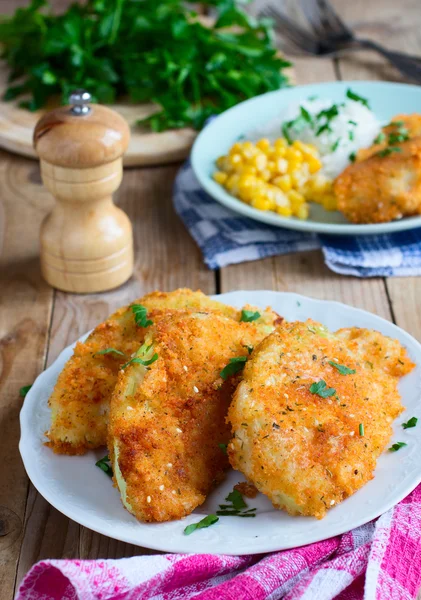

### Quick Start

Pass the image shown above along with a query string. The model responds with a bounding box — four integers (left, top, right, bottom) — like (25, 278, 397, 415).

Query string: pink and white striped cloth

(16, 485, 421, 600)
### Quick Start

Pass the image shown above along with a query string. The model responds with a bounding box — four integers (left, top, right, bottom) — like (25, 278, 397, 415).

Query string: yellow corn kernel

(309, 173, 333, 196)
(251, 194, 274, 211)
(213, 171, 228, 185)
(228, 153, 242, 168)
(252, 153, 268, 172)
(259, 169, 272, 182)
(305, 155, 322, 174)
(256, 138, 270, 152)
(285, 147, 303, 162)
(322, 194, 338, 211)
(296, 203, 309, 219)
(225, 174, 240, 195)
(229, 142, 243, 155)
(216, 155, 228, 170)
(274, 138, 288, 150)
(288, 189, 305, 207)
(272, 174, 292, 192)
(276, 204, 293, 217)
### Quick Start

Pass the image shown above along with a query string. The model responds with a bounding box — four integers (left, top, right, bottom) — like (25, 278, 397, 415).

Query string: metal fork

(259, 2, 421, 83)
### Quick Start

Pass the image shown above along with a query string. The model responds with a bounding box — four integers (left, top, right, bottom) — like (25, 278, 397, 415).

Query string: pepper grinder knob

(33, 90, 134, 293)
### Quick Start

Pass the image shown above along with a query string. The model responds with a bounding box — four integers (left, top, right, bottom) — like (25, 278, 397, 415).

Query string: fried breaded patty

(228, 320, 414, 519)
(334, 116, 421, 223)
(108, 310, 279, 522)
(46, 289, 281, 455)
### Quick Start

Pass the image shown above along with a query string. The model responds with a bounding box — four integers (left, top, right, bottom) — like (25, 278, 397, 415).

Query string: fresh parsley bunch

(0, 0, 291, 131)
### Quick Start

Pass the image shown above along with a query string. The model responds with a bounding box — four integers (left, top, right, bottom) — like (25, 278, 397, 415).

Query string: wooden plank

(0, 152, 54, 600)
(15, 163, 216, 579)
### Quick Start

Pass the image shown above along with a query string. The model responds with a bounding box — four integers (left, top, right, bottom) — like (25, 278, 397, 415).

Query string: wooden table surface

(1, 0, 421, 597)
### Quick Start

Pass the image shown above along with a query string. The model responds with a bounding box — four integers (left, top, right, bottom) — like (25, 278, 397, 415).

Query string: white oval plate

(20, 291, 421, 555)
(191, 81, 421, 235)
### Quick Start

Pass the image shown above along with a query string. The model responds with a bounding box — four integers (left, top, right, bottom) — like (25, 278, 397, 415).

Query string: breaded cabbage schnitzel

(228, 320, 414, 519)
(108, 310, 280, 522)
(334, 115, 421, 223)
(46, 288, 281, 455)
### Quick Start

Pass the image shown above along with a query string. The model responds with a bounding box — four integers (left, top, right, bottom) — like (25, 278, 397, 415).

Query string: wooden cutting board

(0, 66, 197, 167)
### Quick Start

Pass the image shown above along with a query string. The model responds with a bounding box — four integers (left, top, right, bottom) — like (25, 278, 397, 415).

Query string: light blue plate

(191, 81, 421, 235)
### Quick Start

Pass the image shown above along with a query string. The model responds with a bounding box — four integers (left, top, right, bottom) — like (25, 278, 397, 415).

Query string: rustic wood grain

(0, 152, 54, 599)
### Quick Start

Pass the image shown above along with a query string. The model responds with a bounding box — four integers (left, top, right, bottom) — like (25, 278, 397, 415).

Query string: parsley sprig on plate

(0, 0, 290, 131)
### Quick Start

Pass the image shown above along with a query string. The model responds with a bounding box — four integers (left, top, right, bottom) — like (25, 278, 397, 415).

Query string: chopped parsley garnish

(359, 423, 364, 436)
(226, 489, 247, 510)
(131, 304, 153, 328)
(184, 514, 219, 535)
(309, 380, 336, 398)
(300, 105, 312, 123)
(346, 88, 370, 109)
(94, 348, 126, 357)
(377, 147, 402, 157)
(331, 138, 340, 152)
(96, 455, 113, 477)
(240, 310, 261, 323)
(19, 384, 32, 397)
(245, 345, 254, 355)
(316, 123, 332, 136)
(389, 442, 407, 452)
(349, 151, 356, 162)
(216, 488, 256, 517)
(374, 132, 386, 144)
(220, 356, 247, 380)
(218, 443, 228, 455)
(348, 120, 357, 126)
(348, 130, 355, 141)
(328, 361, 356, 375)
(282, 122, 293, 145)
(121, 353, 158, 370)
(390, 120, 405, 127)
(402, 416, 418, 429)
(388, 130, 409, 144)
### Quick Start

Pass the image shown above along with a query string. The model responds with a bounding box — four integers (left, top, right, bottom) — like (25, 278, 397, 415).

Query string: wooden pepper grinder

(34, 90, 134, 293)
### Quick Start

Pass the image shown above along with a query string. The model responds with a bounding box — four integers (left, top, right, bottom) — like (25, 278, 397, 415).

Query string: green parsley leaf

(131, 304, 153, 328)
(218, 443, 228, 455)
(389, 442, 407, 452)
(121, 353, 158, 370)
(184, 514, 219, 535)
(282, 122, 293, 145)
(0, 1, 290, 131)
(240, 310, 261, 322)
(300, 105, 312, 123)
(19, 384, 32, 397)
(359, 423, 364, 436)
(94, 348, 126, 357)
(309, 380, 336, 398)
(348, 120, 357, 126)
(245, 345, 254, 355)
(96, 454, 113, 477)
(377, 147, 402, 157)
(226, 489, 247, 510)
(331, 138, 340, 152)
(346, 88, 371, 109)
(349, 151, 356, 162)
(374, 132, 386, 144)
(388, 131, 409, 144)
(220, 356, 247, 380)
(390, 120, 405, 127)
(402, 416, 418, 429)
(328, 361, 356, 375)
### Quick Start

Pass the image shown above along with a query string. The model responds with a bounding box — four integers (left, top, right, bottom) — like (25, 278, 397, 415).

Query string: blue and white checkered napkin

(173, 160, 421, 277)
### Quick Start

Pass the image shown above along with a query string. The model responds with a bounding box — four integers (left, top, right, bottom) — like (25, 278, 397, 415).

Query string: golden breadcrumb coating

(334, 115, 421, 223)
(108, 310, 280, 522)
(228, 320, 414, 519)
(46, 288, 282, 454)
